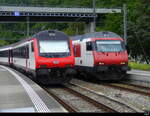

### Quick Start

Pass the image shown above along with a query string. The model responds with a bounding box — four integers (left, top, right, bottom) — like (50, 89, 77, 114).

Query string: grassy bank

(128, 62, 150, 71)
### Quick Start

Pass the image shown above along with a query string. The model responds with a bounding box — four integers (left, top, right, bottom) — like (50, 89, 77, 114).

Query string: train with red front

(72, 31, 130, 80)
(0, 30, 76, 84)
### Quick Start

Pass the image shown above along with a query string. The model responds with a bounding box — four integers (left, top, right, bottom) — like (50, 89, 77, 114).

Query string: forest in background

(0, 0, 149, 63)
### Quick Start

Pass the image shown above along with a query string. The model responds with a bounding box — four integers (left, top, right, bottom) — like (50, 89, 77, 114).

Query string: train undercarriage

(76, 65, 131, 81)
(8, 64, 76, 85)
(34, 68, 76, 85)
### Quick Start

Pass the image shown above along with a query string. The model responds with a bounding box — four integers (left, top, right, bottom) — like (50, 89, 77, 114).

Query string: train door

(74, 44, 81, 66)
(28, 41, 35, 71)
(81, 41, 94, 67)
(8, 50, 11, 65)
(10, 50, 13, 65)
(25, 45, 29, 72)
(8, 49, 13, 65)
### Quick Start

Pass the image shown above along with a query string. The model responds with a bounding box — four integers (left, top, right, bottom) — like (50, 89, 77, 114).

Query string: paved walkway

(0, 65, 67, 112)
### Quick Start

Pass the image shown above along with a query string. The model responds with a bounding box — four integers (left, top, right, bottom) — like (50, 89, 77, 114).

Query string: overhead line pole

(93, 0, 96, 32)
(123, 4, 127, 45)
(26, 16, 30, 37)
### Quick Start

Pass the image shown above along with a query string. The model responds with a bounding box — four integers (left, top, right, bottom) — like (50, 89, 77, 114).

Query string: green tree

(0, 40, 8, 47)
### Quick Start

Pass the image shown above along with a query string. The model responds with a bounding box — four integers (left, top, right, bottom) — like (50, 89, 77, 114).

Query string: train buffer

(0, 65, 67, 113)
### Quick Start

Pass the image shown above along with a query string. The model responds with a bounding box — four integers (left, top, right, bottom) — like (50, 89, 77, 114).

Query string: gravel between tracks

(47, 87, 104, 112)
(71, 79, 150, 112)
(110, 83, 150, 95)
(123, 79, 150, 88)
(66, 83, 136, 112)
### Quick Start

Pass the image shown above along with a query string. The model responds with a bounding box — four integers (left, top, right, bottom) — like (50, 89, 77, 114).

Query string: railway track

(35, 73, 150, 113)
(43, 87, 77, 112)
(41, 78, 150, 112)
(70, 78, 150, 112)
(101, 82, 150, 97)
(67, 82, 137, 112)
(120, 82, 150, 90)
(43, 86, 118, 112)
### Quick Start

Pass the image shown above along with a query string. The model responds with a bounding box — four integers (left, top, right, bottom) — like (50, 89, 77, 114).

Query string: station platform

(128, 69, 150, 76)
(127, 69, 150, 82)
(0, 65, 67, 113)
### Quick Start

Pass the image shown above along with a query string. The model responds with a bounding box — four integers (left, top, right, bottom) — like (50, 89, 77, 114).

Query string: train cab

(72, 31, 130, 80)
(0, 30, 76, 85)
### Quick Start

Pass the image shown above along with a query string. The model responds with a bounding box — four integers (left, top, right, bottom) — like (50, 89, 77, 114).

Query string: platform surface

(127, 69, 150, 82)
(128, 69, 150, 76)
(0, 65, 67, 113)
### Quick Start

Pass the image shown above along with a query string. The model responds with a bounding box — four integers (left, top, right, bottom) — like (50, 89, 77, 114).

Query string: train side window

(31, 42, 34, 52)
(19, 46, 24, 58)
(86, 42, 92, 51)
(0, 50, 9, 57)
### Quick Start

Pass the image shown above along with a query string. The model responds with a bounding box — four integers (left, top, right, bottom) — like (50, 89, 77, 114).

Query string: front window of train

(96, 40, 125, 52)
(39, 40, 70, 58)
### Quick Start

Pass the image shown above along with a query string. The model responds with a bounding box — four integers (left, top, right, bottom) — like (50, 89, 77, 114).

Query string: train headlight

(121, 62, 126, 64)
(99, 62, 104, 65)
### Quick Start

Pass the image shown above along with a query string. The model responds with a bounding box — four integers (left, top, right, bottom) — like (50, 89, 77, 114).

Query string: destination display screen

(96, 40, 125, 52)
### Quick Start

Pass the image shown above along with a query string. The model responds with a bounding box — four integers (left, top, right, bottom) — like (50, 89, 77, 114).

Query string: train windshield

(96, 40, 125, 52)
(39, 40, 69, 53)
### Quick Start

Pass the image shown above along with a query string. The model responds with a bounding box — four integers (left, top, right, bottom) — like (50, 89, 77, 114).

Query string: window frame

(86, 41, 93, 51)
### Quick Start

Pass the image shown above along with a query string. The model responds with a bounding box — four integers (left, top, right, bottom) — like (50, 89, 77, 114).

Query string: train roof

(33, 30, 69, 40)
(0, 45, 12, 51)
(72, 31, 122, 41)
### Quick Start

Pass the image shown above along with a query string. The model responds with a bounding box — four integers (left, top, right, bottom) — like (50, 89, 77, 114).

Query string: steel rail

(102, 83, 150, 97)
(69, 82, 139, 112)
(63, 85, 118, 113)
(120, 82, 150, 90)
(43, 87, 78, 112)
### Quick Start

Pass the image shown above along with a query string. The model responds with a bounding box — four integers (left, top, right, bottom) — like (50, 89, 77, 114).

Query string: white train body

(73, 38, 94, 67)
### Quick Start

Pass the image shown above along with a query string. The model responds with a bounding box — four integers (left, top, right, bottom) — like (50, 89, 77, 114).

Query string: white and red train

(0, 30, 76, 84)
(72, 31, 130, 80)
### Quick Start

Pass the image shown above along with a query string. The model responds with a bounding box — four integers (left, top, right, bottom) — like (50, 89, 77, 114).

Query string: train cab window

(86, 42, 93, 51)
(31, 42, 34, 52)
